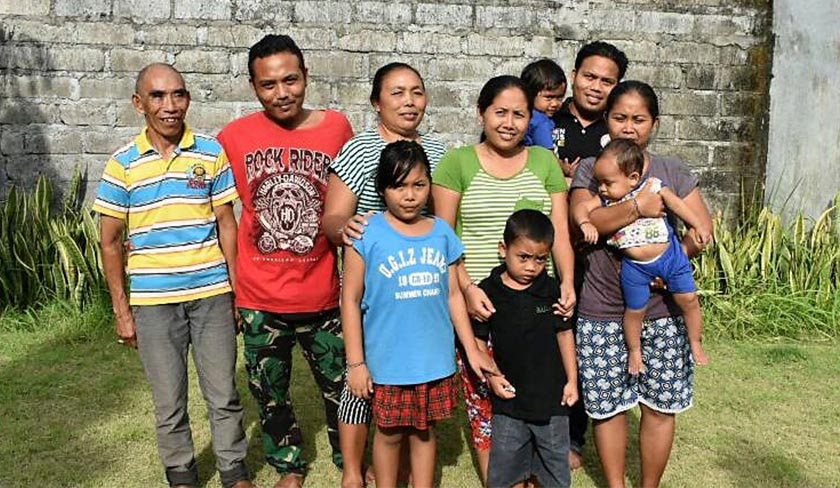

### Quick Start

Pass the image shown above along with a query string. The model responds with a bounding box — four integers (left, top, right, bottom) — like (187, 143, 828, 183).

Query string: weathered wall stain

(0, 1, 773, 213)
(766, 0, 840, 220)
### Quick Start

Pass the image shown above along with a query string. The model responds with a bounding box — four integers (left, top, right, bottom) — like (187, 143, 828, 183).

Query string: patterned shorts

(457, 347, 493, 450)
(576, 315, 694, 419)
(372, 374, 459, 430)
(338, 379, 373, 425)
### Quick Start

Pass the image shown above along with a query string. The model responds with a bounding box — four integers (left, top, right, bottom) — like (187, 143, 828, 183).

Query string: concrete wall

(766, 0, 840, 220)
(0, 0, 771, 212)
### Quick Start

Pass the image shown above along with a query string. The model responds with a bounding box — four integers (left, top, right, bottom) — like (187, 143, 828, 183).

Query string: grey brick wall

(0, 0, 771, 212)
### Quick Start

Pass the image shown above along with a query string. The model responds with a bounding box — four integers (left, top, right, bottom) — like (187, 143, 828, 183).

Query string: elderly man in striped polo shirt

(94, 63, 253, 488)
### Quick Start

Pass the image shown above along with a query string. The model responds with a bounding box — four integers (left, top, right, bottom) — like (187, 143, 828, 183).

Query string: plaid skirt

(372, 374, 459, 430)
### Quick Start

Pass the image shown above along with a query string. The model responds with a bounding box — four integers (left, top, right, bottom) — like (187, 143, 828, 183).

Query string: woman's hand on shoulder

(340, 212, 373, 246)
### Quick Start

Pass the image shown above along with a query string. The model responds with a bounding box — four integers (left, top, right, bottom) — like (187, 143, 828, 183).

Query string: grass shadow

(194, 363, 267, 487)
(761, 344, 809, 365)
(435, 400, 467, 484)
(194, 346, 333, 486)
(0, 300, 160, 486)
(455, 393, 485, 484)
(5, 323, 840, 486)
(575, 419, 606, 487)
(715, 435, 816, 487)
(0, 297, 337, 487)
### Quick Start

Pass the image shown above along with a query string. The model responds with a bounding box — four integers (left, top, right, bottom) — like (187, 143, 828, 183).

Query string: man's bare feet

(273, 473, 304, 488)
(628, 349, 644, 375)
(691, 340, 710, 366)
(341, 463, 371, 488)
(569, 450, 583, 471)
(340, 473, 363, 488)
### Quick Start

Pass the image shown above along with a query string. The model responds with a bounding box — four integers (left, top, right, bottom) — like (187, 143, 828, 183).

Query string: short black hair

(503, 209, 555, 247)
(520, 59, 567, 101)
(605, 80, 660, 119)
(575, 41, 629, 80)
(477, 75, 533, 114)
(248, 34, 305, 80)
(370, 62, 425, 104)
(598, 138, 645, 176)
(477, 75, 533, 143)
(375, 140, 431, 194)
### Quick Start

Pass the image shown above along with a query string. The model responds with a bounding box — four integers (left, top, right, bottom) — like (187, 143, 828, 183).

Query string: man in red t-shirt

(218, 34, 353, 488)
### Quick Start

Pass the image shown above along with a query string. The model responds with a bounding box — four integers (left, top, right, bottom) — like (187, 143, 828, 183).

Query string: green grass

(702, 286, 840, 341)
(2, 299, 839, 487)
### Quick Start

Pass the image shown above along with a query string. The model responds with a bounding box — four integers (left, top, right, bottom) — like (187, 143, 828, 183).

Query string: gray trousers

(134, 292, 249, 487)
(488, 413, 571, 488)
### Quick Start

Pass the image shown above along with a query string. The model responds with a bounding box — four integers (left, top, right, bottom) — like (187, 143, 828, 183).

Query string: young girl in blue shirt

(341, 140, 497, 488)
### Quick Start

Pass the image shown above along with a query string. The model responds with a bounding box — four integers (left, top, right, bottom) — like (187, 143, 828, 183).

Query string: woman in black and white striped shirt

(323, 61, 447, 488)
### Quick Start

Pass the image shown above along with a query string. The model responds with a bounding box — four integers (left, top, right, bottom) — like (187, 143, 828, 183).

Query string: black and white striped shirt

(330, 129, 447, 212)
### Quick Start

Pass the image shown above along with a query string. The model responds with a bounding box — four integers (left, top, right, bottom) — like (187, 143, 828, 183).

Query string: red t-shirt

(218, 110, 354, 313)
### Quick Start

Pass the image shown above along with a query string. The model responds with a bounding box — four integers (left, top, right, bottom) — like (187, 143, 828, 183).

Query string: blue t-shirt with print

(352, 213, 464, 385)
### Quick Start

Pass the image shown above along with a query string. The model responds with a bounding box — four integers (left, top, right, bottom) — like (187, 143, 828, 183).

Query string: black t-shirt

(551, 98, 609, 162)
(472, 265, 573, 421)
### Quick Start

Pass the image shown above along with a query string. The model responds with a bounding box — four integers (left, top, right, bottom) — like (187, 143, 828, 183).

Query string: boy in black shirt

(473, 209, 579, 488)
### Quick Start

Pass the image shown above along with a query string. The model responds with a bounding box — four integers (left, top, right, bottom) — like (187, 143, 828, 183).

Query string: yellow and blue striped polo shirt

(93, 126, 238, 306)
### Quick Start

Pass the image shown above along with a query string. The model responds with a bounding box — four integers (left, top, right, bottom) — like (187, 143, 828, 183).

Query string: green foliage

(0, 170, 104, 310)
(696, 195, 840, 340)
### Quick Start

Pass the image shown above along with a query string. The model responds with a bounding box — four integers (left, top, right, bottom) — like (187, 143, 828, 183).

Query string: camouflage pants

(239, 307, 346, 475)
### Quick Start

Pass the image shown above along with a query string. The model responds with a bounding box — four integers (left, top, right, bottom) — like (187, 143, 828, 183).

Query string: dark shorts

(577, 315, 694, 419)
(372, 374, 459, 430)
(488, 414, 571, 488)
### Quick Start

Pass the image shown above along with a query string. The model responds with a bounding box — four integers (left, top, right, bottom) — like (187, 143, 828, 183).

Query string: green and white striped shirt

(330, 129, 447, 213)
(433, 145, 567, 281)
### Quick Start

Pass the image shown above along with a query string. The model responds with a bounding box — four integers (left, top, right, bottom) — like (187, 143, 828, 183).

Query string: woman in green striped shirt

(432, 75, 576, 484)
(323, 61, 446, 488)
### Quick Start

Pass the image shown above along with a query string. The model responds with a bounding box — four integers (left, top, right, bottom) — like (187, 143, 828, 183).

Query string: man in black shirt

(553, 41, 629, 179)
(552, 40, 628, 469)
